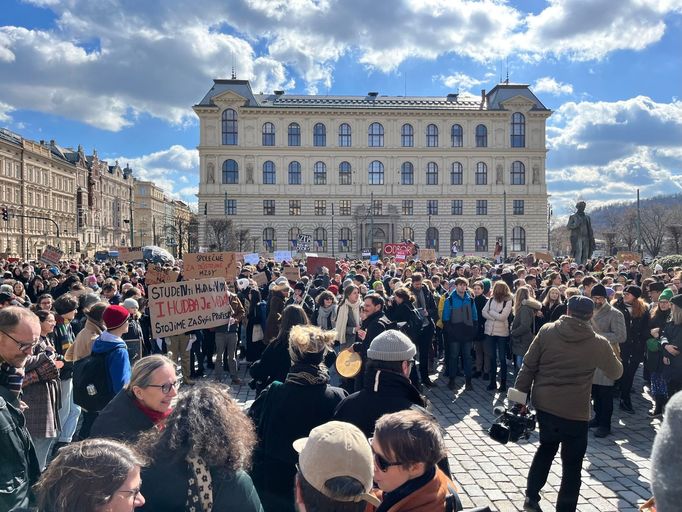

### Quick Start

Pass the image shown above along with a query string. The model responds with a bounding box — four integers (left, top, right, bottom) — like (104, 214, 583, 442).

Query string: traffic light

(1, 206, 8, 222)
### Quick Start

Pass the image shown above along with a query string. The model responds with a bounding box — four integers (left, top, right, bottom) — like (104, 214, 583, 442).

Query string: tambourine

(335, 347, 363, 378)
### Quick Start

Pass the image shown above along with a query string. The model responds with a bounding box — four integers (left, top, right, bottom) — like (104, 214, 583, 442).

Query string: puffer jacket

(482, 297, 513, 337)
(510, 298, 542, 356)
(591, 302, 627, 386)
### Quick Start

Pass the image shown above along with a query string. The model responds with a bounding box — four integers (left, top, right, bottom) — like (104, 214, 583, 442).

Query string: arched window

(402, 226, 414, 242)
(426, 162, 438, 185)
(221, 109, 238, 145)
(426, 227, 439, 251)
(262, 122, 275, 146)
(288, 227, 301, 250)
(263, 227, 276, 252)
(401, 123, 414, 147)
(369, 160, 384, 185)
(288, 161, 301, 185)
(262, 161, 276, 184)
(511, 112, 525, 147)
(511, 161, 525, 185)
(368, 122, 384, 147)
(475, 162, 487, 185)
(314, 227, 327, 252)
(313, 161, 327, 185)
(401, 162, 414, 185)
(475, 227, 488, 252)
(450, 162, 463, 185)
(288, 122, 301, 146)
(339, 123, 352, 147)
(339, 161, 352, 185)
(339, 227, 352, 252)
(221, 159, 238, 184)
(450, 227, 464, 253)
(475, 124, 487, 147)
(451, 124, 463, 147)
(426, 124, 438, 147)
(313, 123, 326, 147)
(512, 226, 526, 252)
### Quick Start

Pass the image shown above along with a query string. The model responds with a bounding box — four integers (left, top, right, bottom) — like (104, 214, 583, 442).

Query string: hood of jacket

(364, 368, 424, 406)
(521, 298, 542, 310)
(91, 331, 127, 353)
(552, 314, 596, 342)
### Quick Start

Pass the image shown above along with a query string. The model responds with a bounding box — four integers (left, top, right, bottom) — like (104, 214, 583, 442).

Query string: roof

(486, 83, 548, 111)
(195, 79, 258, 107)
(0, 127, 22, 147)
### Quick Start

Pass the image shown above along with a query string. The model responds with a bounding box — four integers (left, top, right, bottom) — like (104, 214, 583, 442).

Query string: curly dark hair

(137, 382, 256, 471)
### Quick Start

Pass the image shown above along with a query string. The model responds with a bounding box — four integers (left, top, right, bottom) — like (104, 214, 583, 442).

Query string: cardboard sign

(183, 252, 239, 283)
(283, 266, 301, 283)
(419, 249, 436, 261)
(252, 272, 268, 287)
(148, 277, 233, 337)
(306, 256, 336, 276)
(534, 251, 553, 262)
(39, 245, 64, 266)
(118, 246, 144, 262)
(243, 253, 260, 265)
(298, 234, 312, 245)
(617, 251, 641, 263)
(145, 264, 180, 285)
(274, 250, 293, 263)
(383, 243, 416, 256)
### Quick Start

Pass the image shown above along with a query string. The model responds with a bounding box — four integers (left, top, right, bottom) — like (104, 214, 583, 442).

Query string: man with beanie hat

(650, 390, 682, 512)
(589, 284, 627, 437)
(333, 330, 425, 437)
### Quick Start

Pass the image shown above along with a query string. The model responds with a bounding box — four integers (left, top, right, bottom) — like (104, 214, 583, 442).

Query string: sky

(1, 0, 681, 220)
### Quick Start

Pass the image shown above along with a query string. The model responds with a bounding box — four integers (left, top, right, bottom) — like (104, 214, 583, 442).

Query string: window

(222, 159, 238, 184)
(475, 124, 487, 147)
(225, 199, 236, 215)
(339, 161, 352, 185)
(475, 227, 488, 252)
(263, 200, 275, 216)
(401, 162, 414, 185)
(314, 227, 327, 251)
(402, 226, 414, 241)
(426, 162, 438, 185)
(426, 227, 439, 250)
(368, 122, 384, 147)
(450, 162, 463, 185)
(451, 124, 463, 147)
(511, 112, 525, 148)
(288, 227, 301, 250)
(263, 161, 276, 184)
(339, 200, 351, 216)
(314, 200, 326, 216)
(512, 226, 526, 252)
(426, 124, 438, 147)
(263, 227, 275, 252)
(475, 162, 487, 185)
(314, 161, 327, 185)
(221, 108, 238, 145)
(451, 227, 463, 252)
(511, 161, 525, 185)
(288, 123, 301, 146)
(289, 200, 301, 216)
(313, 123, 326, 147)
(288, 161, 302, 185)
(476, 200, 488, 215)
(513, 199, 525, 215)
(427, 200, 438, 215)
(369, 160, 384, 185)
(372, 200, 382, 216)
(339, 227, 352, 252)
(402, 200, 413, 215)
(401, 123, 414, 147)
(451, 200, 463, 215)
(262, 122, 275, 146)
(339, 123, 352, 147)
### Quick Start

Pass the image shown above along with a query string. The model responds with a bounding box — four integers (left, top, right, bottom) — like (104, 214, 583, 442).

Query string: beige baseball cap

(293, 421, 380, 507)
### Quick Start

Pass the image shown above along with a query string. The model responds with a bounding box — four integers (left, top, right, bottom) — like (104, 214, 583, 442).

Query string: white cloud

(0, 101, 14, 123)
(435, 72, 485, 91)
(532, 77, 573, 96)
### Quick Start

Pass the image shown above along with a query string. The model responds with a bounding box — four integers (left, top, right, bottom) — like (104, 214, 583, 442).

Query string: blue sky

(1, 0, 681, 219)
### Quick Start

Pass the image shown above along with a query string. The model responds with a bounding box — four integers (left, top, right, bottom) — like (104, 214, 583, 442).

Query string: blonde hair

(126, 355, 175, 392)
(513, 287, 531, 316)
(288, 324, 335, 363)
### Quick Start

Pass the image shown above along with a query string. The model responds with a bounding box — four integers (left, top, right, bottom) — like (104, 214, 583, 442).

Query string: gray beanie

(651, 391, 682, 512)
(366, 330, 416, 362)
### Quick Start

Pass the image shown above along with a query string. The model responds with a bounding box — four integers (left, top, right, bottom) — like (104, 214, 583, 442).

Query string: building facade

(193, 79, 551, 258)
(133, 180, 168, 248)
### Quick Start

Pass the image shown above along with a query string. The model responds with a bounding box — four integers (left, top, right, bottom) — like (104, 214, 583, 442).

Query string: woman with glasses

(33, 438, 146, 512)
(370, 409, 460, 512)
(90, 355, 177, 442)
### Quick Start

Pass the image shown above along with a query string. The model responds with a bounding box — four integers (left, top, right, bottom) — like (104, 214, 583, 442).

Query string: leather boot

(465, 378, 473, 391)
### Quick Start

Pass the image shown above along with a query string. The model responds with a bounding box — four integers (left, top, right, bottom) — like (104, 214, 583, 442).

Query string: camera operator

(514, 295, 623, 512)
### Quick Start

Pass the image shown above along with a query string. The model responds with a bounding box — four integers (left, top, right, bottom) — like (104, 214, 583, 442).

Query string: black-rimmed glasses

(0, 330, 39, 351)
(369, 438, 402, 472)
(146, 381, 180, 394)
(116, 486, 142, 500)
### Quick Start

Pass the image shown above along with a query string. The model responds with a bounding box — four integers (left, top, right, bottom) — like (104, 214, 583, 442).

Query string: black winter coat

(90, 390, 155, 443)
(613, 298, 649, 351)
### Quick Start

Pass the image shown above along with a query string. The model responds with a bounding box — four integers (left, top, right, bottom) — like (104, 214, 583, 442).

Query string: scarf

(132, 397, 173, 427)
(0, 360, 24, 398)
(376, 466, 436, 512)
(185, 455, 213, 512)
(285, 362, 330, 386)
(317, 304, 336, 330)
(335, 300, 361, 345)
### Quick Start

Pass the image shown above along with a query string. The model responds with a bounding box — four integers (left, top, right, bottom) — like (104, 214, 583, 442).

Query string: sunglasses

(369, 438, 402, 472)
(0, 330, 39, 351)
(146, 381, 179, 394)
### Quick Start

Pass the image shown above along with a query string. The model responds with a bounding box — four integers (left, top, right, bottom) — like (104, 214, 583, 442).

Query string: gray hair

(126, 354, 175, 391)
(0, 306, 38, 332)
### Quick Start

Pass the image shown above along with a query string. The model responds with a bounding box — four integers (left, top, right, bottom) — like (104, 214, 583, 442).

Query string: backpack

(256, 300, 268, 329)
(73, 349, 116, 412)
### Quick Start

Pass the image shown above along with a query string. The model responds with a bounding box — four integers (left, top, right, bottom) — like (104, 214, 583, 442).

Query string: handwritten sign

(283, 266, 301, 283)
(383, 242, 416, 256)
(118, 246, 144, 262)
(419, 249, 436, 261)
(39, 245, 64, 266)
(252, 272, 268, 287)
(145, 264, 180, 285)
(534, 251, 554, 262)
(617, 251, 641, 263)
(274, 250, 293, 263)
(183, 252, 239, 283)
(148, 278, 233, 337)
(305, 256, 336, 276)
(244, 253, 260, 265)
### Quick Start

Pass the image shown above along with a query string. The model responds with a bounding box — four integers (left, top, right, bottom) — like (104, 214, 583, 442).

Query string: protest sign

(118, 246, 144, 262)
(39, 245, 64, 266)
(274, 250, 293, 263)
(145, 264, 180, 285)
(534, 251, 554, 262)
(283, 266, 301, 282)
(148, 277, 232, 337)
(419, 249, 436, 261)
(243, 253, 260, 265)
(252, 272, 268, 287)
(370, 255, 379, 265)
(382, 242, 416, 257)
(183, 252, 239, 283)
(305, 256, 336, 276)
(617, 251, 641, 263)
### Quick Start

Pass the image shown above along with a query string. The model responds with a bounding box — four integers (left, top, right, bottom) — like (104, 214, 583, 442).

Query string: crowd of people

(1, 252, 681, 512)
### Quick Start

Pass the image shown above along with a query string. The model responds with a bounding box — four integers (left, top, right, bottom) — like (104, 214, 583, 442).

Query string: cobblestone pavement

(220, 361, 658, 512)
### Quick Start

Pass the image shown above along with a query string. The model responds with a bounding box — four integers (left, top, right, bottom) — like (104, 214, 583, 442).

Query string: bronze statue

(566, 201, 595, 264)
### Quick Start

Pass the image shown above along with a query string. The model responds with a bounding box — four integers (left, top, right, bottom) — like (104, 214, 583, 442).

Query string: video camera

(489, 388, 536, 444)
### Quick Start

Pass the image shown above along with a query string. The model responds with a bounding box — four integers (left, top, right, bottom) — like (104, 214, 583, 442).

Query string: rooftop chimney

(368, 91, 378, 98)
(446, 93, 459, 102)
(274, 90, 284, 96)
(480, 89, 486, 109)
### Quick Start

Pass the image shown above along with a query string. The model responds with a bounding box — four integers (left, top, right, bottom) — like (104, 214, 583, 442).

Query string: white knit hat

(366, 330, 416, 362)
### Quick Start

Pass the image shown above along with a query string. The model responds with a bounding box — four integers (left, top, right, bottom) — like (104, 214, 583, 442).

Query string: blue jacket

(91, 332, 131, 395)
(441, 290, 478, 324)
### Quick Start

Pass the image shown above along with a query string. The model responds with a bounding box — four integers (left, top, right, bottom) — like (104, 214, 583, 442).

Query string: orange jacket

(367, 468, 459, 512)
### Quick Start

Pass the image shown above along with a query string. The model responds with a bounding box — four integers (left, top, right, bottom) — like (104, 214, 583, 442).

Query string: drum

(335, 347, 363, 378)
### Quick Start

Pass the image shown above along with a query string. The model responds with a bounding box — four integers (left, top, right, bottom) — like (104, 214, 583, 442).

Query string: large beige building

(133, 180, 168, 248)
(195, 79, 551, 257)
